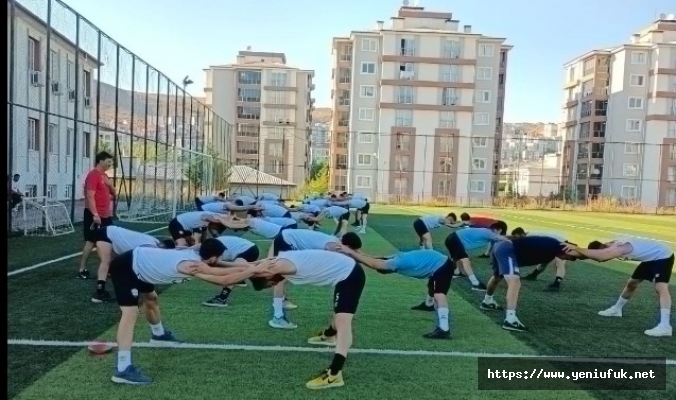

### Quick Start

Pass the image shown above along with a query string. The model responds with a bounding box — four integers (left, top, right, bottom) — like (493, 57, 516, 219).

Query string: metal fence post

(42, 0, 53, 200)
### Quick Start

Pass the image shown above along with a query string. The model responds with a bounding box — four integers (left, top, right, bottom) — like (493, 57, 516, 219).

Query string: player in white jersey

(266, 230, 363, 330)
(110, 239, 257, 385)
(202, 235, 260, 307)
(262, 216, 298, 229)
(248, 249, 366, 390)
(258, 192, 280, 201)
(331, 197, 370, 234)
(194, 192, 226, 211)
(257, 202, 292, 218)
(230, 194, 257, 206)
(222, 216, 288, 239)
(511, 227, 571, 292)
(168, 211, 230, 246)
(303, 205, 352, 238)
(91, 226, 176, 304)
(564, 238, 673, 337)
(412, 213, 462, 249)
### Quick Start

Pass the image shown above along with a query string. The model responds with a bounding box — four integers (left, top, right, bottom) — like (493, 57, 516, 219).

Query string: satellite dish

(659, 13, 666, 19)
(403, 0, 409, 6)
(246, 45, 252, 51)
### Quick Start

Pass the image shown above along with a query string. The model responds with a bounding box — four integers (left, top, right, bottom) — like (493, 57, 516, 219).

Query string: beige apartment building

(203, 51, 315, 185)
(561, 14, 676, 207)
(329, 4, 511, 202)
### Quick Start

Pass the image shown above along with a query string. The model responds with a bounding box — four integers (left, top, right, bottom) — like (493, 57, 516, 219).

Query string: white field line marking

(7, 226, 167, 277)
(7, 339, 676, 365)
(391, 205, 675, 245)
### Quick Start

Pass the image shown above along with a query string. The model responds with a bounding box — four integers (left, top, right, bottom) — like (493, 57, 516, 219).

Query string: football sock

(483, 294, 494, 303)
(424, 295, 435, 307)
(468, 274, 480, 286)
(505, 310, 517, 323)
(553, 276, 563, 285)
(437, 307, 450, 331)
(219, 287, 232, 299)
(329, 354, 346, 375)
(150, 322, 165, 336)
(117, 350, 131, 372)
(96, 280, 106, 292)
(614, 297, 628, 310)
(273, 298, 284, 319)
(660, 309, 671, 327)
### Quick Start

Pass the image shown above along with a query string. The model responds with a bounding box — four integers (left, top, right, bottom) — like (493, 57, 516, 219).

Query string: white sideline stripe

(7, 226, 167, 277)
(7, 339, 675, 365)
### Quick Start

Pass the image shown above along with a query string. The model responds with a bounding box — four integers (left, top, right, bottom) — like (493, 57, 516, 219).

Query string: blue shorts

(492, 241, 520, 277)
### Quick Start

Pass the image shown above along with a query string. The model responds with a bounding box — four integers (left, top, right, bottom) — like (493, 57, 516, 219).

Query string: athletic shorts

(413, 218, 429, 237)
(194, 197, 205, 211)
(631, 254, 674, 284)
(359, 202, 370, 214)
(235, 245, 260, 262)
(109, 250, 155, 307)
(492, 241, 520, 277)
(284, 223, 298, 230)
(94, 226, 112, 243)
(83, 208, 113, 242)
(272, 232, 294, 256)
(333, 263, 366, 314)
(282, 211, 292, 218)
(168, 218, 195, 240)
(338, 211, 351, 222)
(444, 232, 468, 262)
(427, 258, 455, 296)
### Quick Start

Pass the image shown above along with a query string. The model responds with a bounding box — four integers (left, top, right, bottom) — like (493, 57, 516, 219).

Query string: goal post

(116, 146, 215, 224)
(10, 196, 75, 237)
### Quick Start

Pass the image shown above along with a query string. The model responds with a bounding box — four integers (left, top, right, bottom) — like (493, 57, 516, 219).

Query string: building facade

(310, 122, 330, 164)
(329, 4, 511, 201)
(7, 2, 99, 201)
(204, 51, 315, 184)
(561, 15, 676, 207)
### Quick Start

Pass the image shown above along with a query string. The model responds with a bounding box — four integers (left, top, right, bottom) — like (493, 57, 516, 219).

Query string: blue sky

(60, 0, 673, 122)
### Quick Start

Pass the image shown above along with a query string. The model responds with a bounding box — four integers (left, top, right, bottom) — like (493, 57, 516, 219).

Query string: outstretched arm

(564, 243, 629, 262)
(336, 246, 390, 271)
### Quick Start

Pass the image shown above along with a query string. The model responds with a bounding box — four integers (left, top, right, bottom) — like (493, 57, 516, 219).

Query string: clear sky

(60, 0, 673, 123)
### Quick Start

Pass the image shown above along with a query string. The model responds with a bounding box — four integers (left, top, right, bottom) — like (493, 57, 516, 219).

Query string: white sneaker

(283, 299, 297, 310)
(644, 325, 672, 338)
(268, 316, 298, 330)
(597, 307, 622, 317)
(357, 228, 366, 235)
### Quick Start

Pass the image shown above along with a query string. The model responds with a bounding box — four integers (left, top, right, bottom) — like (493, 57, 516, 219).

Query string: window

(236, 141, 259, 155)
(357, 154, 372, 166)
(268, 107, 290, 123)
(357, 132, 373, 143)
(623, 163, 638, 177)
(621, 186, 637, 198)
(356, 175, 371, 188)
(50, 50, 58, 81)
(442, 88, 458, 105)
(82, 131, 91, 158)
(47, 184, 57, 199)
(238, 124, 259, 138)
(270, 71, 288, 87)
(361, 62, 376, 74)
(438, 180, 452, 195)
(629, 74, 645, 87)
(628, 97, 644, 109)
(438, 136, 453, 152)
(239, 87, 262, 102)
(472, 137, 488, 147)
(83, 70, 91, 97)
(668, 166, 676, 182)
(238, 70, 261, 84)
(473, 112, 490, 125)
(267, 127, 284, 139)
(630, 51, 647, 65)
(478, 44, 494, 57)
(477, 67, 492, 80)
(438, 157, 453, 173)
(472, 158, 487, 170)
(66, 61, 74, 89)
(397, 86, 414, 104)
(475, 90, 491, 103)
(439, 112, 455, 128)
(442, 40, 461, 58)
(358, 108, 375, 121)
(268, 142, 283, 157)
(66, 128, 73, 156)
(395, 133, 411, 151)
(48, 123, 58, 154)
(626, 119, 642, 132)
(64, 185, 73, 199)
(394, 177, 408, 193)
(399, 38, 415, 56)
(395, 109, 412, 126)
(498, 73, 505, 85)
(28, 37, 40, 71)
(28, 118, 39, 151)
(395, 154, 410, 170)
(470, 180, 486, 193)
(360, 85, 375, 98)
(440, 65, 459, 82)
(362, 38, 377, 52)
(237, 105, 261, 120)
(624, 142, 639, 154)
(266, 160, 283, 174)
(26, 185, 38, 198)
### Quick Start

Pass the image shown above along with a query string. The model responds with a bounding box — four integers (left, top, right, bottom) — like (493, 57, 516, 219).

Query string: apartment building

(561, 14, 676, 207)
(329, 4, 511, 201)
(7, 2, 99, 201)
(203, 50, 315, 185)
(310, 122, 330, 164)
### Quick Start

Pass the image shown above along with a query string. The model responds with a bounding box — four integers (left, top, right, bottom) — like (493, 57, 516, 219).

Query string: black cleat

(480, 302, 503, 311)
(202, 295, 229, 307)
(522, 273, 538, 281)
(423, 327, 452, 340)
(77, 269, 91, 280)
(91, 290, 113, 303)
(472, 282, 487, 291)
(544, 283, 561, 292)
(478, 254, 490, 259)
(502, 319, 527, 332)
(411, 302, 435, 312)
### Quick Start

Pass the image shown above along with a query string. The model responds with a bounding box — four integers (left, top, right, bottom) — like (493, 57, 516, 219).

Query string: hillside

(312, 107, 332, 124)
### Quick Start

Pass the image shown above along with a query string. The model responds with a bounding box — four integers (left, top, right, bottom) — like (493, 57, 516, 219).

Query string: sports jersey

(281, 229, 338, 250)
(456, 228, 499, 251)
(308, 199, 330, 207)
(235, 195, 257, 205)
(248, 218, 282, 239)
(201, 202, 227, 213)
(323, 206, 349, 218)
(511, 236, 564, 266)
(420, 215, 445, 230)
(216, 236, 256, 261)
(468, 217, 498, 228)
(612, 238, 673, 262)
(132, 247, 200, 285)
(258, 193, 280, 201)
(260, 203, 289, 218)
(336, 199, 366, 209)
(383, 250, 448, 279)
(106, 226, 159, 254)
(263, 217, 297, 227)
(297, 204, 321, 213)
(176, 211, 217, 230)
(277, 249, 354, 287)
(527, 232, 566, 242)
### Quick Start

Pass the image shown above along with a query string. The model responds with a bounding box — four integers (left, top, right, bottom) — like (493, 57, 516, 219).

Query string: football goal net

(10, 197, 75, 237)
(116, 146, 215, 224)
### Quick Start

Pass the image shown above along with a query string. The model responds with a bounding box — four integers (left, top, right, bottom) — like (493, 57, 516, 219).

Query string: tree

(185, 145, 231, 193)
(299, 162, 329, 198)
(309, 160, 327, 181)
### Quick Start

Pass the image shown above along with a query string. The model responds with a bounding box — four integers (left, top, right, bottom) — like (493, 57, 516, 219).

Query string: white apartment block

(7, 2, 98, 201)
(310, 122, 330, 163)
(329, 4, 511, 201)
(203, 50, 315, 185)
(561, 14, 676, 207)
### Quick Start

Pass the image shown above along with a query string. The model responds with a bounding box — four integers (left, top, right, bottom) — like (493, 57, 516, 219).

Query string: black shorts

(444, 232, 468, 262)
(282, 211, 292, 218)
(359, 202, 370, 214)
(333, 263, 366, 314)
(631, 254, 673, 284)
(413, 218, 429, 237)
(168, 218, 193, 240)
(94, 226, 112, 243)
(284, 223, 298, 230)
(235, 245, 260, 262)
(194, 197, 205, 211)
(83, 208, 114, 242)
(338, 211, 351, 222)
(109, 250, 155, 307)
(427, 258, 455, 296)
(272, 232, 294, 256)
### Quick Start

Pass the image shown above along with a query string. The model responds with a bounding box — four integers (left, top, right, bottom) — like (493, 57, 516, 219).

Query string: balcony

(399, 70, 415, 80)
(577, 152, 589, 159)
(591, 151, 604, 159)
(595, 109, 607, 116)
(338, 119, 349, 127)
(338, 98, 350, 106)
(400, 47, 416, 57)
(397, 95, 414, 104)
(576, 173, 588, 179)
(339, 54, 351, 62)
(338, 77, 351, 84)
(592, 130, 606, 138)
